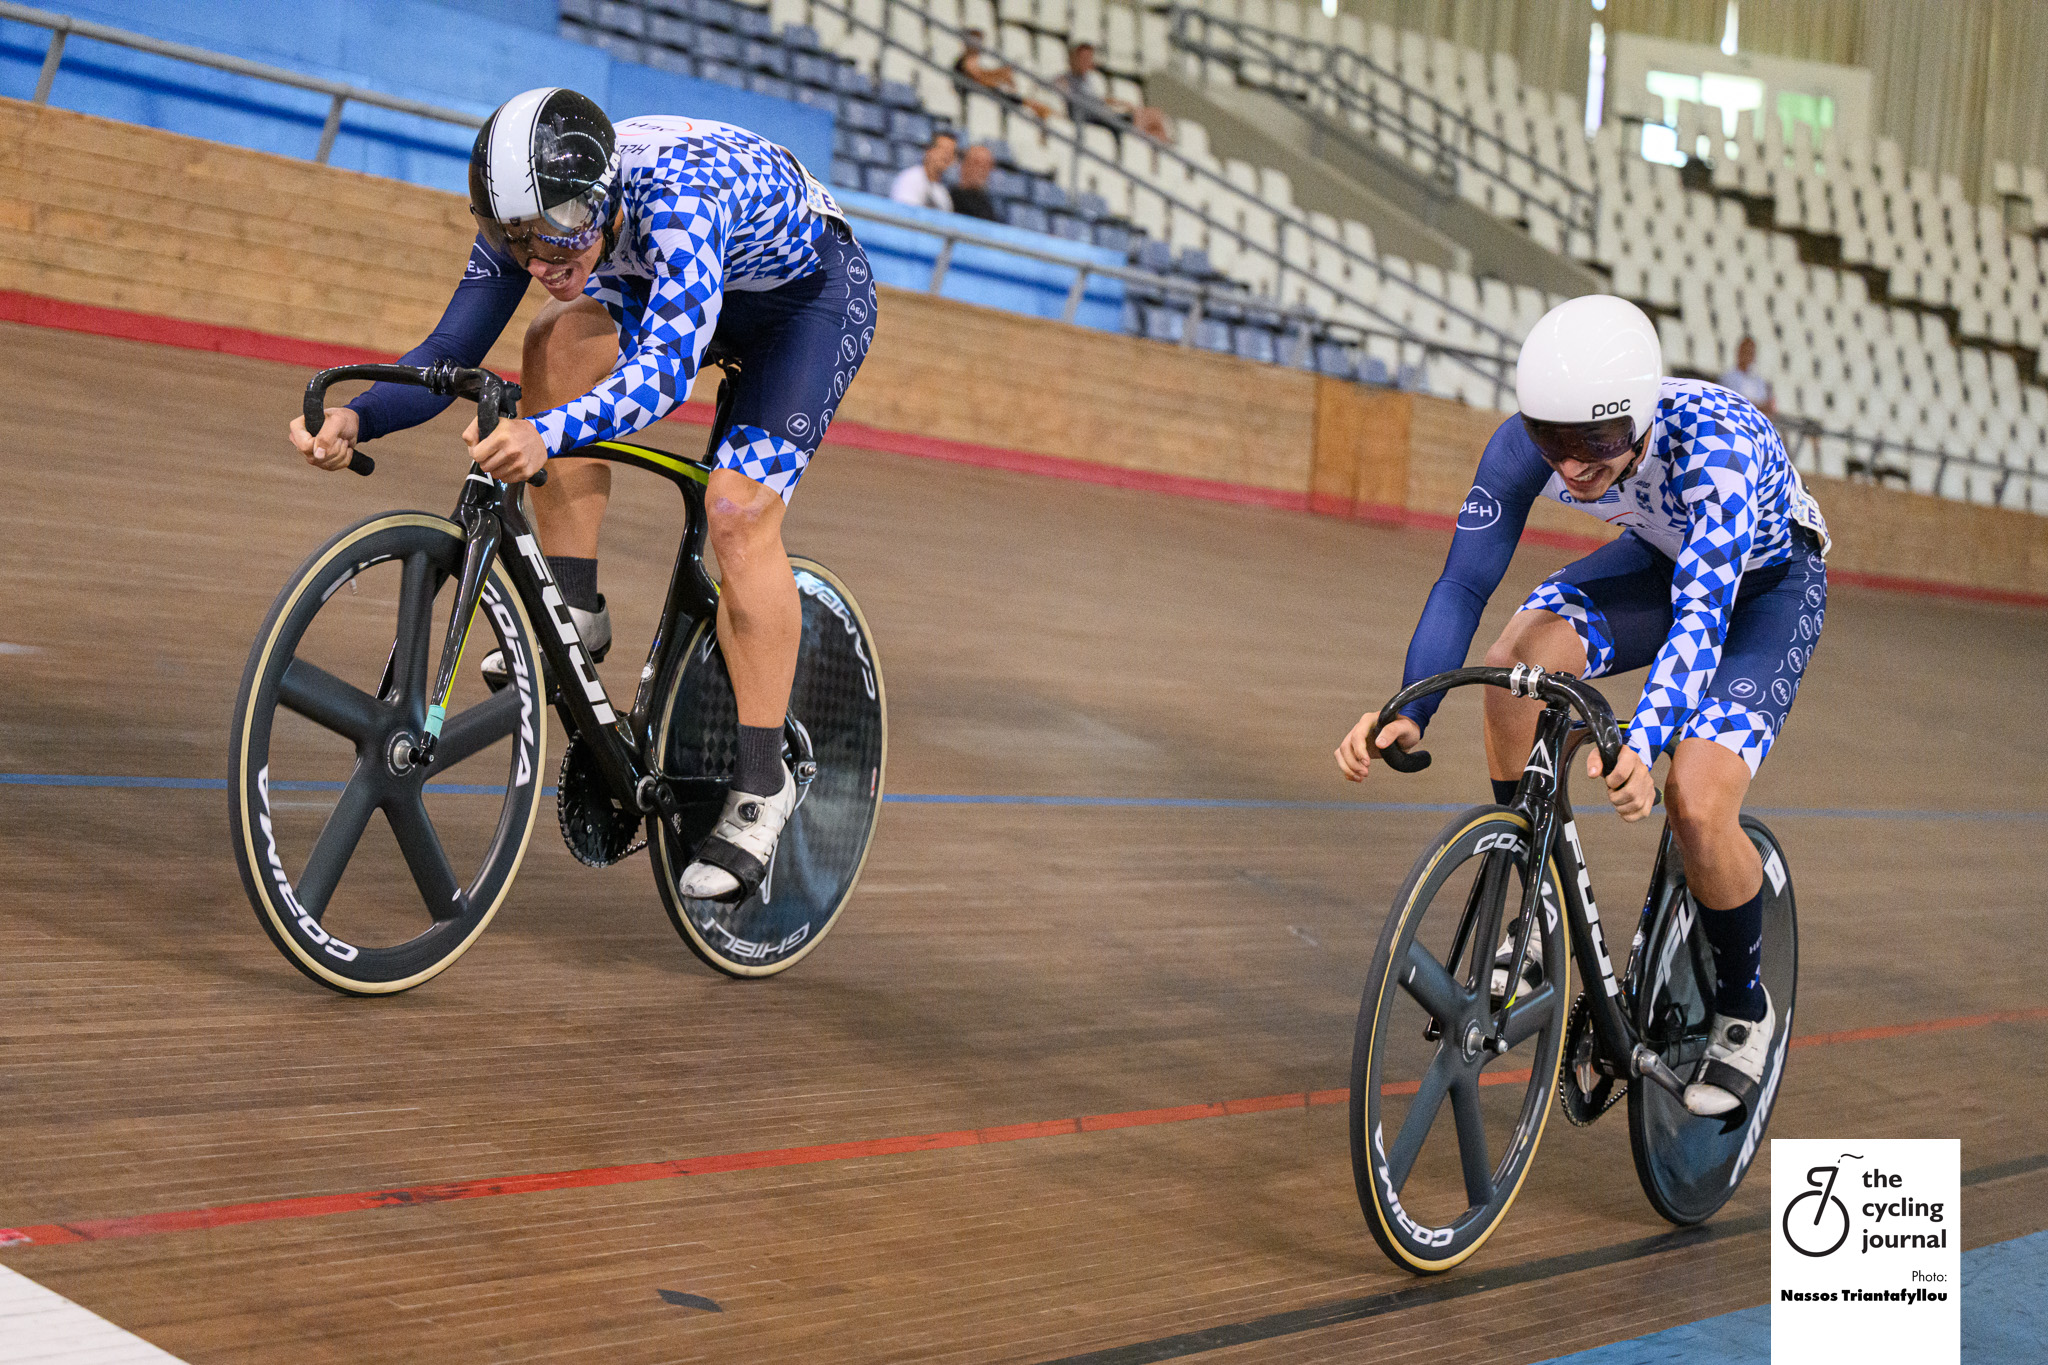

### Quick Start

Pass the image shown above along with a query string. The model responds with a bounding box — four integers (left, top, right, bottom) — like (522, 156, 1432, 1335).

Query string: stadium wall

(2, 98, 2042, 603)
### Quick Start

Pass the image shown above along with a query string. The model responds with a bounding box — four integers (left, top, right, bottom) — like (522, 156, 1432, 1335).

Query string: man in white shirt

(1718, 335, 1776, 418)
(890, 132, 957, 212)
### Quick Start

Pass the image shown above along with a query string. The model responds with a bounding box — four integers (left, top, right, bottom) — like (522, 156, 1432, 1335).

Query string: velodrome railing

(810, 0, 1522, 401)
(1774, 415, 2031, 506)
(0, 0, 485, 160)
(1163, 5, 1598, 245)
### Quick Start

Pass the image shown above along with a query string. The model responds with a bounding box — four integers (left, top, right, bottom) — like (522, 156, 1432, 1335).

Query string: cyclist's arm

(1396, 419, 1549, 731)
(1626, 444, 1759, 766)
(526, 197, 726, 456)
(345, 239, 530, 442)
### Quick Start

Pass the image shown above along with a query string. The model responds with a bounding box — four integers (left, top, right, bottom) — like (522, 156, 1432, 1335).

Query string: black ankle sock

(1699, 887, 1767, 1021)
(547, 556, 601, 613)
(732, 723, 787, 797)
(1492, 778, 1521, 807)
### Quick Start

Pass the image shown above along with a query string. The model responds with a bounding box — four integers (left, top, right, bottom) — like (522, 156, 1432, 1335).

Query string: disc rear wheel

(648, 557, 884, 977)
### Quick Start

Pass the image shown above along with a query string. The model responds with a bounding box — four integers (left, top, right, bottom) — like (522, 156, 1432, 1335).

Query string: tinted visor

(1520, 414, 1638, 468)
(470, 183, 609, 262)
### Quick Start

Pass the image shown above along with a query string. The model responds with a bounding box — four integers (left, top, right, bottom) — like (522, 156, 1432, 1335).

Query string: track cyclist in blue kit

(1335, 295, 1831, 1118)
(286, 87, 876, 901)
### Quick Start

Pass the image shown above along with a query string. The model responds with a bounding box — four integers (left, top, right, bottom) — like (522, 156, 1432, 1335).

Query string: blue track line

(2, 772, 2044, 822)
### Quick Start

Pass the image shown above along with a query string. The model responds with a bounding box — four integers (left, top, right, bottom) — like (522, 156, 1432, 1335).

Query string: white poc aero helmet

(1515, 294, 1662, 466)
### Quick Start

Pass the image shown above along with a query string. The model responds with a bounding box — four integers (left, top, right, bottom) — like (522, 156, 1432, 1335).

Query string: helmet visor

(470, 183, 611, 262)
(1520, 414, 1638, 469)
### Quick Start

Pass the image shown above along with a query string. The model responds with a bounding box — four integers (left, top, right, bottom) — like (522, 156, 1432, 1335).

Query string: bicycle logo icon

(1782, 1158, 1857, 1257)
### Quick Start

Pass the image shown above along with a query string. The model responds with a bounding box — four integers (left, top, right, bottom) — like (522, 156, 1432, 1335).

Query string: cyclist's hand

(1591, 744, 1655, 822)
(465, 415, 548, 483)
(1336, 714, 1420, 782)
(289, 406, 361, 472)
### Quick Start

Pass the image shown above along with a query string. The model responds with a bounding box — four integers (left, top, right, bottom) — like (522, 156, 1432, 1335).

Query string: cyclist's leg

(705, 224, 876, 739)
(519, 296, 619, 564)
(1481, 533, 1672, 793)
(1667, 547, 1827, 1033)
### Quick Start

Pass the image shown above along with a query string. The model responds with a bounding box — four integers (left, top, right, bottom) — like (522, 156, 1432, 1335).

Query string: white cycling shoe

(1683, 988, 1776, 1117)
(1490, 922, 1544, 1006)
(482, 599, 610, 691)
(678, 766, 797, 902)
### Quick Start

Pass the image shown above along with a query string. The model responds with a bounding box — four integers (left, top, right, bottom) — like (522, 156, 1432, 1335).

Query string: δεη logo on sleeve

(1458, 486, 1502, 531)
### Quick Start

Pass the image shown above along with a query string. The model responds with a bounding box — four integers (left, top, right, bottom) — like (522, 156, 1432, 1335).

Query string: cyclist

(286, 87, 875, 902)
(1334, 295, 1829, 1118)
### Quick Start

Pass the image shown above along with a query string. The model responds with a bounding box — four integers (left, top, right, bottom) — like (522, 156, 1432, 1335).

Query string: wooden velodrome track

(3, 321, 2045, 1363)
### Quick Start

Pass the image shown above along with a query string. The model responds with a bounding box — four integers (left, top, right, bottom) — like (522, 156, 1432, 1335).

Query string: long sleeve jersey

(1399, 379, 1831, 767)
(348, 116, 843, 451)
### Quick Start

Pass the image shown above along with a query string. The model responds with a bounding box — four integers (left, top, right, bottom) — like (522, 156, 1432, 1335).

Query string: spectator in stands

(891, 131, 956, 212)
(950, 144, 999, 221)
(1718, 336, 1777, 419)
(955, 29, 1053, 119)
(1053, 42, 1169, 142)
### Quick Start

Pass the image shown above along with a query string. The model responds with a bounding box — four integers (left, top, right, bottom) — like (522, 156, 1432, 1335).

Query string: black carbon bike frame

(1372, 665, 1702, 1109)
(304, 359, 783, 834)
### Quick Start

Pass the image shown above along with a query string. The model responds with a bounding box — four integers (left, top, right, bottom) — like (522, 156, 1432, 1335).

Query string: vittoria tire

(648, 557, 884, 977)
(229, 513, 546, 995)
(1351, 807, 1572, 1274)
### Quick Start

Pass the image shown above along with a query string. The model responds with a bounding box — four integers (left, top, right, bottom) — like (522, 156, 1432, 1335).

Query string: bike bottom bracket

(557, 734, 648, 867)
(1558, 992, 1623, 1127)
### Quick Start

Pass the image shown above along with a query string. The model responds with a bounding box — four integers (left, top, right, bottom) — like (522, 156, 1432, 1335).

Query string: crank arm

(1631, 1044, 1690, 1100)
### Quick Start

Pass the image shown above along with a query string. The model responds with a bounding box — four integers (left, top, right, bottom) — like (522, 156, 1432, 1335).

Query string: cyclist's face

(514, 233, 605, 301)
(1543, 438, 1643, 501)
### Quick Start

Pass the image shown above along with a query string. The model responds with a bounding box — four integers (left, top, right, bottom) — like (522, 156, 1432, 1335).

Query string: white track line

(0, 1265, 190, 1364)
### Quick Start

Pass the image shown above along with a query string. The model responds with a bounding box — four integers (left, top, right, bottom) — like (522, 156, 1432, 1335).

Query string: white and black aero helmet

(469, 87, 619, 256)
(1515, 294, 1663, 466)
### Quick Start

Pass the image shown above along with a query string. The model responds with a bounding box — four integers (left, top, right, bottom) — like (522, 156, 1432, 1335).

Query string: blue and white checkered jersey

(526, 115, 846, 458)
(1398, 379, 1831, 766)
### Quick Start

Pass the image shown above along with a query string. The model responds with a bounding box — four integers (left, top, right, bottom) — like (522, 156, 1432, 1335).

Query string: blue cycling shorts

(1521, 531, 1828, 774)
(701, 219, 876, 502)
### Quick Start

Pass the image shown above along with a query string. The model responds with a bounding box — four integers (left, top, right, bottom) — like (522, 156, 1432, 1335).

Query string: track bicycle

(1348, 664, 1796, 1273)
(229, 361, 885, 993)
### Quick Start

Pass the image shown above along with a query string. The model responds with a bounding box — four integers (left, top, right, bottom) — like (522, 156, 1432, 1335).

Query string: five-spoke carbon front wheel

(230, 513, 546, 994)
(1350, 807, 1572, 1274)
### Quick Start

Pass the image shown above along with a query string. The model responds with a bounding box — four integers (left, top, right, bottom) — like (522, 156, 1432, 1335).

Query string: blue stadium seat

(1090, 222, 1132, 254)
(1314, 342, 1354, 378)
(1048, 212, 1087, 241)
(1175, 247, 1211, 278)
(880, 80, 921, 110)
(596, 1, 644, 36)
(889, 110, 933, 144)
(835, 66, 877, 97)
(1233, 326, 1277, 364)
(985, 138, 1015, 167)
(648, 14, 698, 47)
(1030, 179, 1068, 209)
(1074, 192, 1108, 221)
(1143, 305, 1187, 343)
(696, 27, 742, 61)
(1005, 202, 1050, 233)
(693, 0, 738, 30)
(783, 24, 825, 51)
(1133, 239, 1174, 273)
(987, 168, 1029, 199)
(733, 7, 775, 39)
(644, 48, 696, 77)
(1394, 362, 1425, 391)
(863, 165, 898, 195)
(797, 86, 839, 114)
(560, 0, 595, 20)
(746, 72, 794, 100)
(1358, 355, 1391, 386)
(697, 58, 745, 86)
(744, 39, 790, 74)
(831, 157, 862, 188)
(890, 139, 923, 167)
(591, 32, 644, 62)
(1194, 318, 1233, 352)
(841, 99, 889, 133)
(792, 52, 839, 87)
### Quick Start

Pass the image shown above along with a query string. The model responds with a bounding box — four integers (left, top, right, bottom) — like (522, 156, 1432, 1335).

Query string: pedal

(556, 734, 647, 867)
(1558, 993, 1623, 1127)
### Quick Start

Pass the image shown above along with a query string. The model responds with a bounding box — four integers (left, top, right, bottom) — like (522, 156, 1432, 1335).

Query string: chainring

(557, 734, 647, 867)
(1558, 991, 1625, 1127)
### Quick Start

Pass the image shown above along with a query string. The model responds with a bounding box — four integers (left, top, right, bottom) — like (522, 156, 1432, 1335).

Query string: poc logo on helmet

(1591, 399, 1631, 419)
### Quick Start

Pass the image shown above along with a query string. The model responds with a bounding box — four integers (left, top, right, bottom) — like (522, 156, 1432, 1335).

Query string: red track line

(4, 1005, 2040, 1252)
(5, 289, 2045, 606)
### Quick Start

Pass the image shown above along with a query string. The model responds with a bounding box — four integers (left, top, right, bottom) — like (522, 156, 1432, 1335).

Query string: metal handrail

(1164, 7, 1596, 240)
(839, 197, 1494, 385)
(0, 0, 484, 161)
(811, 0, 1520, 404)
